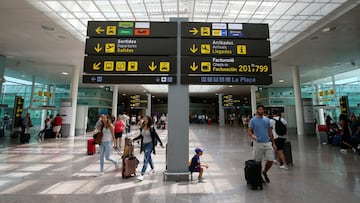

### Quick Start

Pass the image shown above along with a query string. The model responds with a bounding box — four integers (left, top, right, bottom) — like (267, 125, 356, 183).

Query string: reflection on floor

(0, 124, 359, 203)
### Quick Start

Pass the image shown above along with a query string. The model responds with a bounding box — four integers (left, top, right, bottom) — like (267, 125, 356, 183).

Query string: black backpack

(274, 116, 287, 136)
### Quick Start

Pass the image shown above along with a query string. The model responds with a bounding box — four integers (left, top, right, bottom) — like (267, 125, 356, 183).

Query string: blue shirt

(189, 154, 200, 171)
(249, 116, 271, 143)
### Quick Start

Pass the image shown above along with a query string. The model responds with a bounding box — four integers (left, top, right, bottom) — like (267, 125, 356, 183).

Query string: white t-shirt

(270, 116, 287, 139)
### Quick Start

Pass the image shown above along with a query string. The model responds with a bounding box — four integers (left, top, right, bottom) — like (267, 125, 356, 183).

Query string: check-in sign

(85, 38, 177, 56)
(181, 56, 271, 75)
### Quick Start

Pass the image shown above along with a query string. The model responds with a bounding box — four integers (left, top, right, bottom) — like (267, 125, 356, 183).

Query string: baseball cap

(195, 147, 205, 154)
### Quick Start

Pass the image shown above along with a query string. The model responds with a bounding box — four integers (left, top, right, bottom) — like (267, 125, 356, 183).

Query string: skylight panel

(57, 12, 75, 19)
(87, 12, 103, 18)
(316, 3, 342, 15)
(61, 1, 83, 12)
(43, 1, 67, 12)
(271, 19, 289, 30)
(300, 3, 323, 16)
(281, 20, 303, 31)
(269, 2, 293, 15)
(292, 20, 317, 32)
(256, 1, 277, 15)
(77, 1, 99, 12)
(73, 12, 89, 18)
(103, 12, 119, 18)
(242, 1, 261, 15)
(285, 3, 310, 16)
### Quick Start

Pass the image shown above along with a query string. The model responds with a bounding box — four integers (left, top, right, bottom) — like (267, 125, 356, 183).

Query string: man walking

(248, 105, 277, 183)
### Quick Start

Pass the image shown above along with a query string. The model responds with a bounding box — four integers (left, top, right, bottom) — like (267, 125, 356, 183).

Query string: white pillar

(69, 66, 80, 137)
(331, 75, 338, 106)
(29, 75, 35, 108)
(292, 65, 304, 135)
(146, 93, 151, 116)
(218, 94, 225, 127)
(112, 85, 118, 117)
(250, 85, 257, 116)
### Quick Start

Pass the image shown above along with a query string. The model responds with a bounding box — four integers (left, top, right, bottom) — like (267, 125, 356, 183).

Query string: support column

(292, 65, 304, 135)
(146, 93, 151, 117)
(69, 66, 80, 137)
(166, 19, 189, 177)
(218, 94, 225, 127)
(250, 85, 257, 116)
(112, 85, 118, 117)
(0, 56, 5, 99)
(331, 75, 338, 106)
(29, 75, 36, 108)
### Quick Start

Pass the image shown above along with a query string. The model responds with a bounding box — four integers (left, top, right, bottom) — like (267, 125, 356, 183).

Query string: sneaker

(352, 148, 357, 153)
(149, 169, 156, 174)
(198, 178, 206, 183)
(273, 160, 279, 165)
(115, 161, 120, 169)
(137, 175, 144, 181)
(262, 172, 270, 183)
(340, 149, 347, 153)
(97, 172, 104, 176)
(279, 165, 289, 170)
(357, 145, 360, 150)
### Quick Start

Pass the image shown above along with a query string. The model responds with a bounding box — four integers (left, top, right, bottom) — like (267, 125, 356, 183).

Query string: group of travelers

(325, 113, 360, 153)
(94, 113, 167, 181)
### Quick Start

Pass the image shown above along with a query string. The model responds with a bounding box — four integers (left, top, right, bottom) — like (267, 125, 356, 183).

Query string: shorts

(115, 132, 123, 139)
(189, 166, 201, 172)
(275, 137, 286, 150)
(53, 125, 61, 133)
(253, 141, 274, 162)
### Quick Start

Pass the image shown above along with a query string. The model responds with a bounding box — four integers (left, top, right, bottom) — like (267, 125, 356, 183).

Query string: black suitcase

(44, 129, 55, 139)
(244, 160, 263, 190)
(283, 141, 293, 166)
(20, 133, 30, 143)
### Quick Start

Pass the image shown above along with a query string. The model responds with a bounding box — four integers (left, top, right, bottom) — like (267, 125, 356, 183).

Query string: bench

(163, 170, 193, 181)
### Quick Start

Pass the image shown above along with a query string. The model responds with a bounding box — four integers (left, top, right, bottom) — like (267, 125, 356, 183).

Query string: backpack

(274, 116, 287, 136)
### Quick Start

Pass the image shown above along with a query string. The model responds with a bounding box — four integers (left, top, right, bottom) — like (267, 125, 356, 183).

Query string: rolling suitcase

(20, 133, 30, 143)
(319, 132, 328, 144)
(283, 141, 293, 166)
(87, 139, 96, 155)
(244, 160, 263, 190)
(122, 156, 137, 178)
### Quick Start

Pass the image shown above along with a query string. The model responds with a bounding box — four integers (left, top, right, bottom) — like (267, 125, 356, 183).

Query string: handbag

(93, 132, 103, 144)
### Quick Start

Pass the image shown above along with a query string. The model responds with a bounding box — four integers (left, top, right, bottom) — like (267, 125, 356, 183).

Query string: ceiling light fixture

(41, 25, 55, 31)
(61, 72, 69, 75)
(322, 26, 336, 32)
(278, 79, 285, 83)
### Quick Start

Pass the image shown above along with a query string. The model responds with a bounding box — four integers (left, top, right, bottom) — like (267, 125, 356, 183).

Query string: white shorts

(53, 125, 61, 133)
(253, 141, 274, 162)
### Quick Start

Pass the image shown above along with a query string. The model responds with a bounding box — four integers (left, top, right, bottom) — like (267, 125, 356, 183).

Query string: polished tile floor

(0, 124, 359, 203)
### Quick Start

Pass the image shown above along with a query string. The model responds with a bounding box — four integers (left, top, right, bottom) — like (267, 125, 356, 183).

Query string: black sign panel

(83, 75, 176, 84)
(130, 95, 148, 108)
(84, 56, 176, 74)
(87, 21, 177, 38)
(181, 22, 269, 39)
(223, 94, 241, 107)
(181, 75, 272, 85)
(85, 38, 177, 56)
(181, 56, 271, 75)
(181, 39, 270, 57)
(13, 96, 24, 128)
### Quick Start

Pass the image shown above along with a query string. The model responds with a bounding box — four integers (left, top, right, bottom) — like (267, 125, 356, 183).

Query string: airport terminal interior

(1, 0, 360, 202)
